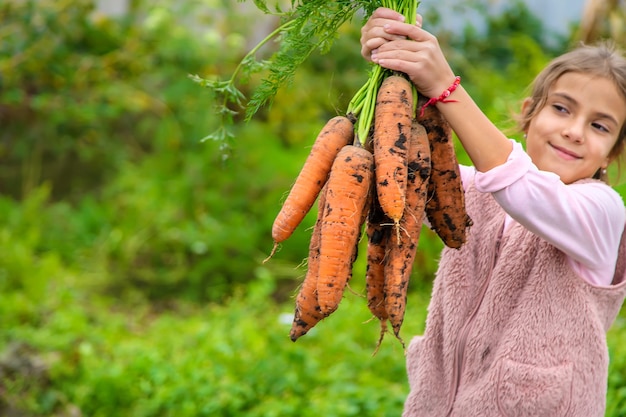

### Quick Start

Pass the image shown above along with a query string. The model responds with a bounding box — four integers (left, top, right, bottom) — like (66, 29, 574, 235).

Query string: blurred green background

(1, 0, 625, 416)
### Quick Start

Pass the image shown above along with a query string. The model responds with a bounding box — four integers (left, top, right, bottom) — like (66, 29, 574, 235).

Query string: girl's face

(524, 72, 626, 184)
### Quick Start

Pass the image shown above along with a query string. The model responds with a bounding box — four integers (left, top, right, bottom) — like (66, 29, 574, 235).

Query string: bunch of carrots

(265, 71, 472, 349)
(195, 0, 472, 349)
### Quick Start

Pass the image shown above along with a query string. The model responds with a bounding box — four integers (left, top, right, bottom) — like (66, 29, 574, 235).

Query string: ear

(520, 97, 533, 134)
(521, 97, 533, 115)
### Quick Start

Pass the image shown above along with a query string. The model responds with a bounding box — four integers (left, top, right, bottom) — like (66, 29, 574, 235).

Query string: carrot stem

(346, 1, 420, 145)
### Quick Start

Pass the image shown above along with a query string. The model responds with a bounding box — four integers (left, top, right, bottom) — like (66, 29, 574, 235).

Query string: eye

(591, 122, 610, 133)
(552, 104, 568, 113)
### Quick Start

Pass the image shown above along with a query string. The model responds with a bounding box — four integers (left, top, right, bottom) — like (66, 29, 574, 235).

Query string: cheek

(590, 135, 616, 159)
(606, 136, 623, 161)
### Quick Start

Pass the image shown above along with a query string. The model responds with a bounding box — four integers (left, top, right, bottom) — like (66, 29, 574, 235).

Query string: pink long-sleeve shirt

(460, 140, 626, 287)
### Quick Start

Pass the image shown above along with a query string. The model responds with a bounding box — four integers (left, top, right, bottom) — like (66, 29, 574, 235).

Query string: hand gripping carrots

(267, 76, 471, 348)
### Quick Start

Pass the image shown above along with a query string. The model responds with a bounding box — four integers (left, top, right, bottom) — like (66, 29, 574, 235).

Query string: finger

(361, 37, 389, 60)
(383, 21, 433, 43)
(364, 24, 405, 41)
(364, 32, 407, 57)
(371, 7, 405, 22)
(361, 24, 406, 54)
(372, 56, 426, 80)
(376, 39, 421, 56)
(371, 45, 420, 64)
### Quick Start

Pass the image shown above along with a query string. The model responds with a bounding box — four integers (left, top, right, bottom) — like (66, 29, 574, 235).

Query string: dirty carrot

(373, 75, 413, 234)
(290, 185, 328, 341)
(384, 120, 431, 343)
(366, 194, 392, 321)
(365, 192, 393, 351)
(266, 115, 354, 262)
(417, 100, 471, 249)
(317, 143, 374, 316)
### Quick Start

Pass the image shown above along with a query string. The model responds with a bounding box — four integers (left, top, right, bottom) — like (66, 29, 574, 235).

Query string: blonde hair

(517, 41, 626, 183)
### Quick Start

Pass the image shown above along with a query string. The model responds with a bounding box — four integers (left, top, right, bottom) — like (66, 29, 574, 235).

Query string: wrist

(419, 76, 461, 117)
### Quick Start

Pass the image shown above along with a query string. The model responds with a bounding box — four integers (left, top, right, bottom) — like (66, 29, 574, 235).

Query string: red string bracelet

(419, 76, 461, 117)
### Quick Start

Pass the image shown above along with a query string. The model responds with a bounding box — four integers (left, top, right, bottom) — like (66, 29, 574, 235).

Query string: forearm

(433, 85, 513, 172)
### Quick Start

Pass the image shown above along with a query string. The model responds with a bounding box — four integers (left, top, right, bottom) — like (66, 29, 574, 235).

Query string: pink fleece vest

(403, 181, 626, 417)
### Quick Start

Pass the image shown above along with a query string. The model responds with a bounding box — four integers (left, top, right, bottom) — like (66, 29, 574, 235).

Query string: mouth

(550, 143, 582, 160)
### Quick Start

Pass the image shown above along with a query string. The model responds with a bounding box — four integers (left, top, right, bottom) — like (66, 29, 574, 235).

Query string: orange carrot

(365, 192, 393, 351)
(366, 194, 392, 321)
(384, 120, 431, 343)
(417, 100, 471, 249)
(290, 185, 328, 341)
(316, 143, 374, 316)
(267, 115, 354, 261)
(373, 75, 413, 230)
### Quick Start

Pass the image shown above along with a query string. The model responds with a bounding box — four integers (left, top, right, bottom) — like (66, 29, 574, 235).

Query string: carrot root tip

(394, 220, 402, 245)
(263, 242, 279, 264)
(371, 319, 388, 356)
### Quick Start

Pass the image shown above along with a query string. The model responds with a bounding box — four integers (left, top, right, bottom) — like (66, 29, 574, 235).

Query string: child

(360, 7, 626, 417)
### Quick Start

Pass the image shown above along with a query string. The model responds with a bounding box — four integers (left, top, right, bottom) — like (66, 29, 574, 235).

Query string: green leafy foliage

(245, 0, 363, 116)
(1, 0, 140, 197)
(608, 316, 626, 416)
(1, 274, 428, 416)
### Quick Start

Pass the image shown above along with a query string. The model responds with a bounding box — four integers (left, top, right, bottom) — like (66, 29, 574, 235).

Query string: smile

(550, 143, 581, 160)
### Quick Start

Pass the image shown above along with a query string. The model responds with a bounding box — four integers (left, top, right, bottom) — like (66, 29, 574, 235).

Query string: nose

(562, 119, 585, 143)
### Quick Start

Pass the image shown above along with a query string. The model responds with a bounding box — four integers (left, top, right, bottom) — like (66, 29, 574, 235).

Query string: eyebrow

(551, 92, 620, 126)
